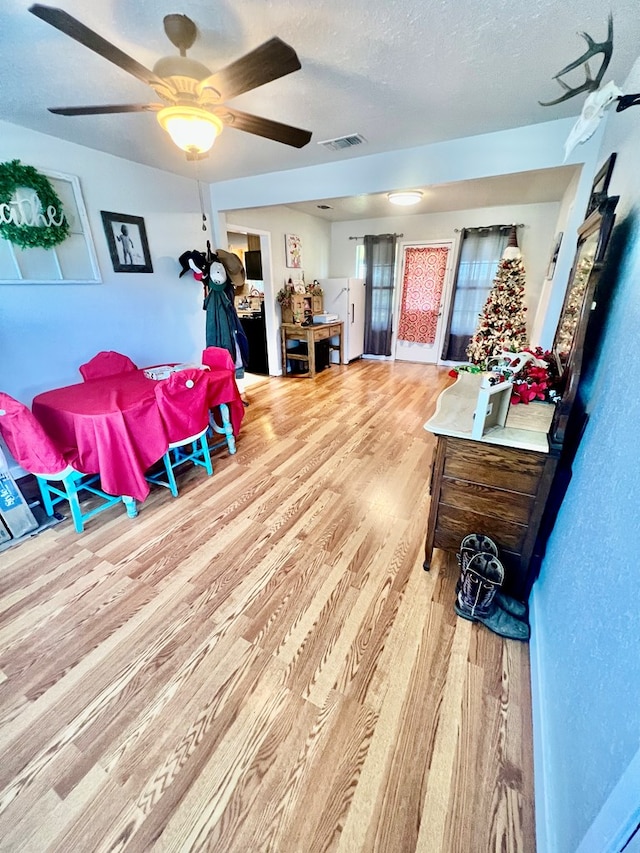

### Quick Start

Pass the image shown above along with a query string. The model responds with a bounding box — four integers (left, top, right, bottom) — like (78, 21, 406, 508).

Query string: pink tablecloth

(32, 368, 244, 502)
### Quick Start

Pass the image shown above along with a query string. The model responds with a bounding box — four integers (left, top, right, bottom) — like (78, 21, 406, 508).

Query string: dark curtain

(363, 233, 397, 356)
(441, 226, 510, 361)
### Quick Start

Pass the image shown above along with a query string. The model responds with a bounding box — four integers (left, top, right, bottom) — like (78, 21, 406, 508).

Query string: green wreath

(0, 159, 69, 249)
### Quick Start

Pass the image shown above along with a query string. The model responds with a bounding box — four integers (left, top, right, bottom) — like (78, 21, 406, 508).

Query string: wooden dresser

(423, 372, 558, 598)
(423, 194, 620, 600)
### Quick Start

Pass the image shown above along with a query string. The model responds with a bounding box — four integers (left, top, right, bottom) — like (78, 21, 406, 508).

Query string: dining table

(31, 365, 244, 505)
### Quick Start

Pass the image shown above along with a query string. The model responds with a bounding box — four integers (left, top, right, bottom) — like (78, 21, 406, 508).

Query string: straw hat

(216, 249, 246, 287)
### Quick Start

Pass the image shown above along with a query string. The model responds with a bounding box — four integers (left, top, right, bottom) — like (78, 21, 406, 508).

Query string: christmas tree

(466, 226, 528, 365)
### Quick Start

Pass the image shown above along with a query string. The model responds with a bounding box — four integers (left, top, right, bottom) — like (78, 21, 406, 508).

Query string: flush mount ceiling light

(157, 106, 224, 159)
(387, 190, 423, 206)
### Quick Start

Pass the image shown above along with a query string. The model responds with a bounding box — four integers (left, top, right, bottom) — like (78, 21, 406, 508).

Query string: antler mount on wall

(539, 14, 614, 107)
(539, 14, 639, 157)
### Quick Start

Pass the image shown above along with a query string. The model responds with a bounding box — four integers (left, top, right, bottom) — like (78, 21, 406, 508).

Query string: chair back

(79, 350, 138, 381)
(154, 369, 211, 444)
(0, 392, 68, 476)
(202, 346, 234, 372)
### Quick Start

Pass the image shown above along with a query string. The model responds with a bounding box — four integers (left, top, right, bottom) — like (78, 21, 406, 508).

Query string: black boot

(454, 552, 530, 641)
(457, 533, 528, 619)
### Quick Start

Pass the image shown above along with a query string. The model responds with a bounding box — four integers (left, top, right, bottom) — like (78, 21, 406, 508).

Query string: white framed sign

(0, 167, 101, 284)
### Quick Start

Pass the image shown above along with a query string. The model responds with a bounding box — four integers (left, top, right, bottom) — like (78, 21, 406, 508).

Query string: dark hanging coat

(204, 279, 249, 370)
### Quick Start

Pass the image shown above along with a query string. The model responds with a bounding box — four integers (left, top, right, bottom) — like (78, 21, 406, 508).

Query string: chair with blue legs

(79, 350, 138, 381)
(201, 346, 238, 454)
(146, 369, 213, 498)
(0, 392, 126, 533)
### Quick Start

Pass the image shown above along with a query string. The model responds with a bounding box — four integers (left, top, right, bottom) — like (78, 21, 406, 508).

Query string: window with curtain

(441, 226, 510, 362)
(363, 234, 397, 356)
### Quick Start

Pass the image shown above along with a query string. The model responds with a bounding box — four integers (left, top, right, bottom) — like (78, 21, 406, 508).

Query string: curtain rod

(348, 233, 404, 240)
(454, 223, 525, 233)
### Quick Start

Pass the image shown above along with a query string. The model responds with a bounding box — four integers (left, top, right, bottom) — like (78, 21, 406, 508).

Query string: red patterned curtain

(397, 246, 449, 344)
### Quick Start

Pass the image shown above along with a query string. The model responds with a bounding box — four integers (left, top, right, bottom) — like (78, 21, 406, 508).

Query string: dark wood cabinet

(424, 433, 558, 598)
(423, 192, 620, 599)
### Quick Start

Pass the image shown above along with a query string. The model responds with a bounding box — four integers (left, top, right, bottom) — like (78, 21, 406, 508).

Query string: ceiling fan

(28, 4, 313, 158)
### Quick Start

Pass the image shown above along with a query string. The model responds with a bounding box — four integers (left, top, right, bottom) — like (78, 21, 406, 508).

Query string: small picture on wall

(547, 232, 563, 280)
(285, 233, 302, 268)
(101, 211, 153, 273)
(585, 152, 617, 219)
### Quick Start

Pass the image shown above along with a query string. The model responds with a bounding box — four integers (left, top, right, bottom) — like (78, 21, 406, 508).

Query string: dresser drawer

(433, 505, 527, 553)
(314, 327, 330, 340)
(440, 479, 535, 525)
(444, 438, 546, 495)
(329, 324, 342, 336)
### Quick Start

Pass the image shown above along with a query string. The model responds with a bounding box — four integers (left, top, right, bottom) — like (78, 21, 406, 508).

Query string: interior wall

(329, 201, 561, 333)
(530, 57, 640, 853)
(210, 118, 595, 211)
(531, 169, 584, 345)
(0, 120, 214, 470)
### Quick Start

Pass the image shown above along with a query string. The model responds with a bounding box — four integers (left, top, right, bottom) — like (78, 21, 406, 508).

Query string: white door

(394, 241, 453, 364)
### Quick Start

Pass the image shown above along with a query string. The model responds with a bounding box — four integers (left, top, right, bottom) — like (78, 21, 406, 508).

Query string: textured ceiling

(2, 0, 639, 221)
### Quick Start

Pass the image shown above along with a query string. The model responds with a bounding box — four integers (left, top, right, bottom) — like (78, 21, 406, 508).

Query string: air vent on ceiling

(317, 133, 367, 152)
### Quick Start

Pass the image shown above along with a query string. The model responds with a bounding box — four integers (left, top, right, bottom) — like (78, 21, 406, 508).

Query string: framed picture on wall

(285, 233, 302, 268)
(549, 194, 618, 447)
(547, 232, 563, 280)
(585, 152, 617, 218)
(101, 211, 153, 273)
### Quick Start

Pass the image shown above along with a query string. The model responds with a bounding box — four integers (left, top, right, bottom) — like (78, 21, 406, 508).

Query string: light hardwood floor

(0, 360, 535, 852)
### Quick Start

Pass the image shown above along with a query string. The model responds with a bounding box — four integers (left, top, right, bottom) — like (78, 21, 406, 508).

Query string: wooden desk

(280, 322, 344, 378)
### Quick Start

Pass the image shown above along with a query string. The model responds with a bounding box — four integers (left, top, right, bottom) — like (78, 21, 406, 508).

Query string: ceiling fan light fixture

(387, 190, 423, 206)
(157, 106, 223, 155)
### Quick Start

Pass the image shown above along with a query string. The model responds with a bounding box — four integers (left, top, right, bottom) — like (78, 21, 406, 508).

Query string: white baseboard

(529, 591, 552, 853)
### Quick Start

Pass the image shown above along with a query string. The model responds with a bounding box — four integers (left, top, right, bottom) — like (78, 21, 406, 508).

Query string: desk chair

(146, 369, 213, 498)
(79, 350, 138, 381)
(201, 346, 238, 454)
(0, 392, 126, 533)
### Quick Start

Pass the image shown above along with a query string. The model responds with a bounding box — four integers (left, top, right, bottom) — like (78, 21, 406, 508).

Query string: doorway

(394, 241, 453, 364)
(226, 225, 277, 375)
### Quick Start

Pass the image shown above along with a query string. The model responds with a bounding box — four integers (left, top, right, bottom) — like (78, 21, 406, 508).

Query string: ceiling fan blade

(29, 4, 168, 90)
(215, 107, 311, 148)
(199, 37, 302, 100)
(48, 104, 163, 116)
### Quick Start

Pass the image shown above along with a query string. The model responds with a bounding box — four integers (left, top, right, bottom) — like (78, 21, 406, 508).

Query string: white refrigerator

(318, 278, 366, 364)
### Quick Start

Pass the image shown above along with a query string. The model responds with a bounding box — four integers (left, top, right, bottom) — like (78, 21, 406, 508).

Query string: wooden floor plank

(335, 564, 438, 853)
(0, 361, 536, 852)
